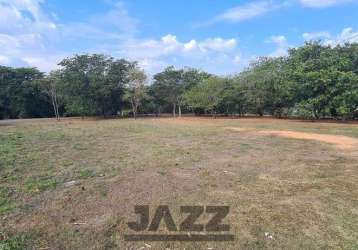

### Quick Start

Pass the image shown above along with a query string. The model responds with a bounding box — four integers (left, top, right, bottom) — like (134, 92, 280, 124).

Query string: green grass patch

(76, 168, 95, 179)
(0, 234, 29, 250)
(0, 187, 15, 215)
(0, 231, 45, 250)
(0, 133, 23, 167)
(26, 176, 58, 193)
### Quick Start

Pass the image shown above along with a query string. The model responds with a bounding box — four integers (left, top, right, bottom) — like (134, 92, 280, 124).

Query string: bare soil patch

(258, 130, 358, 150)
(224, 127, 255, 132)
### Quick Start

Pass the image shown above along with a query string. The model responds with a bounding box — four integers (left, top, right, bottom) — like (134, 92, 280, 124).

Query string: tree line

(0, 42, 357, 120)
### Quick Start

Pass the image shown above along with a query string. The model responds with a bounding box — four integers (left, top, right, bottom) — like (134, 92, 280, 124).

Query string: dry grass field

(0, 117, 358, 249)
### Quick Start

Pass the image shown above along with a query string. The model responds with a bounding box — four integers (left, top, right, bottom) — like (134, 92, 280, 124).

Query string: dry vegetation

(0, 117, 357, 249)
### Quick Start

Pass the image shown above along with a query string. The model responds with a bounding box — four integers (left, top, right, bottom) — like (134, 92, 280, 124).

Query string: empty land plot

(0, 117, 357, 249)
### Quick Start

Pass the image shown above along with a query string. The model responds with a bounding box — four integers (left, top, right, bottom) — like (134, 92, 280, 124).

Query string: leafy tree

(151, 66, 210, 117)
(179, 68, 211, 116)
(142, 84, 167, 115)
(287, 42, 358, 119)
(239, 57, 292, 117)
(102, 58, 135, 116)
(37, 70, 63, 120)
(218, 77, 249, 116)
(0, 66, 12, 119)
(124, 67, 147, 119)
(0, 66, 51, 119)
(152, 66, 184, 117)
(184, 76, 225, 117)
(287, 42, 331, 118)
(59, 54, 134, 117)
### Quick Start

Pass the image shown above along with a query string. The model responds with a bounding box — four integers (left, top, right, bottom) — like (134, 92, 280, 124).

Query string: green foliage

(151, 66, 184, 115)
(293, 102, 316, 119)
(184, 76, 225, 115)
(151, 66, 210, 115)
(217, 77, 249, 115)
(59, 54, 135, 117)
(237, 57, 293, 117)
(0, 66, 52, 119)
(1, 44, 358, 120)
(184, 42, 358, 119)
(287, 42, 358, 119)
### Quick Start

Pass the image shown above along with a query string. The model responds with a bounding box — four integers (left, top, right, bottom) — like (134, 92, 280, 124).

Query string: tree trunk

(131, 99, 137, 119)
(158, 107, 161, 116)
(51, 95, 57, 120)
(50, 90, 60, 121)
(54, 93, 60, 121)
(313, 108, 319, 119)
(102, 103, 106, 118)
(178, 105, 181, 118)
(173, 103, 176, 117)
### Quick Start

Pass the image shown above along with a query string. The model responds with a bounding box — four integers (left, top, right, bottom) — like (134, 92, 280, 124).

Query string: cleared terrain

(0, 117, 357, 249)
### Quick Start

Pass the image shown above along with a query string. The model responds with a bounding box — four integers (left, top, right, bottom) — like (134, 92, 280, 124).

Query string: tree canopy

(1, 42, 357, 120)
